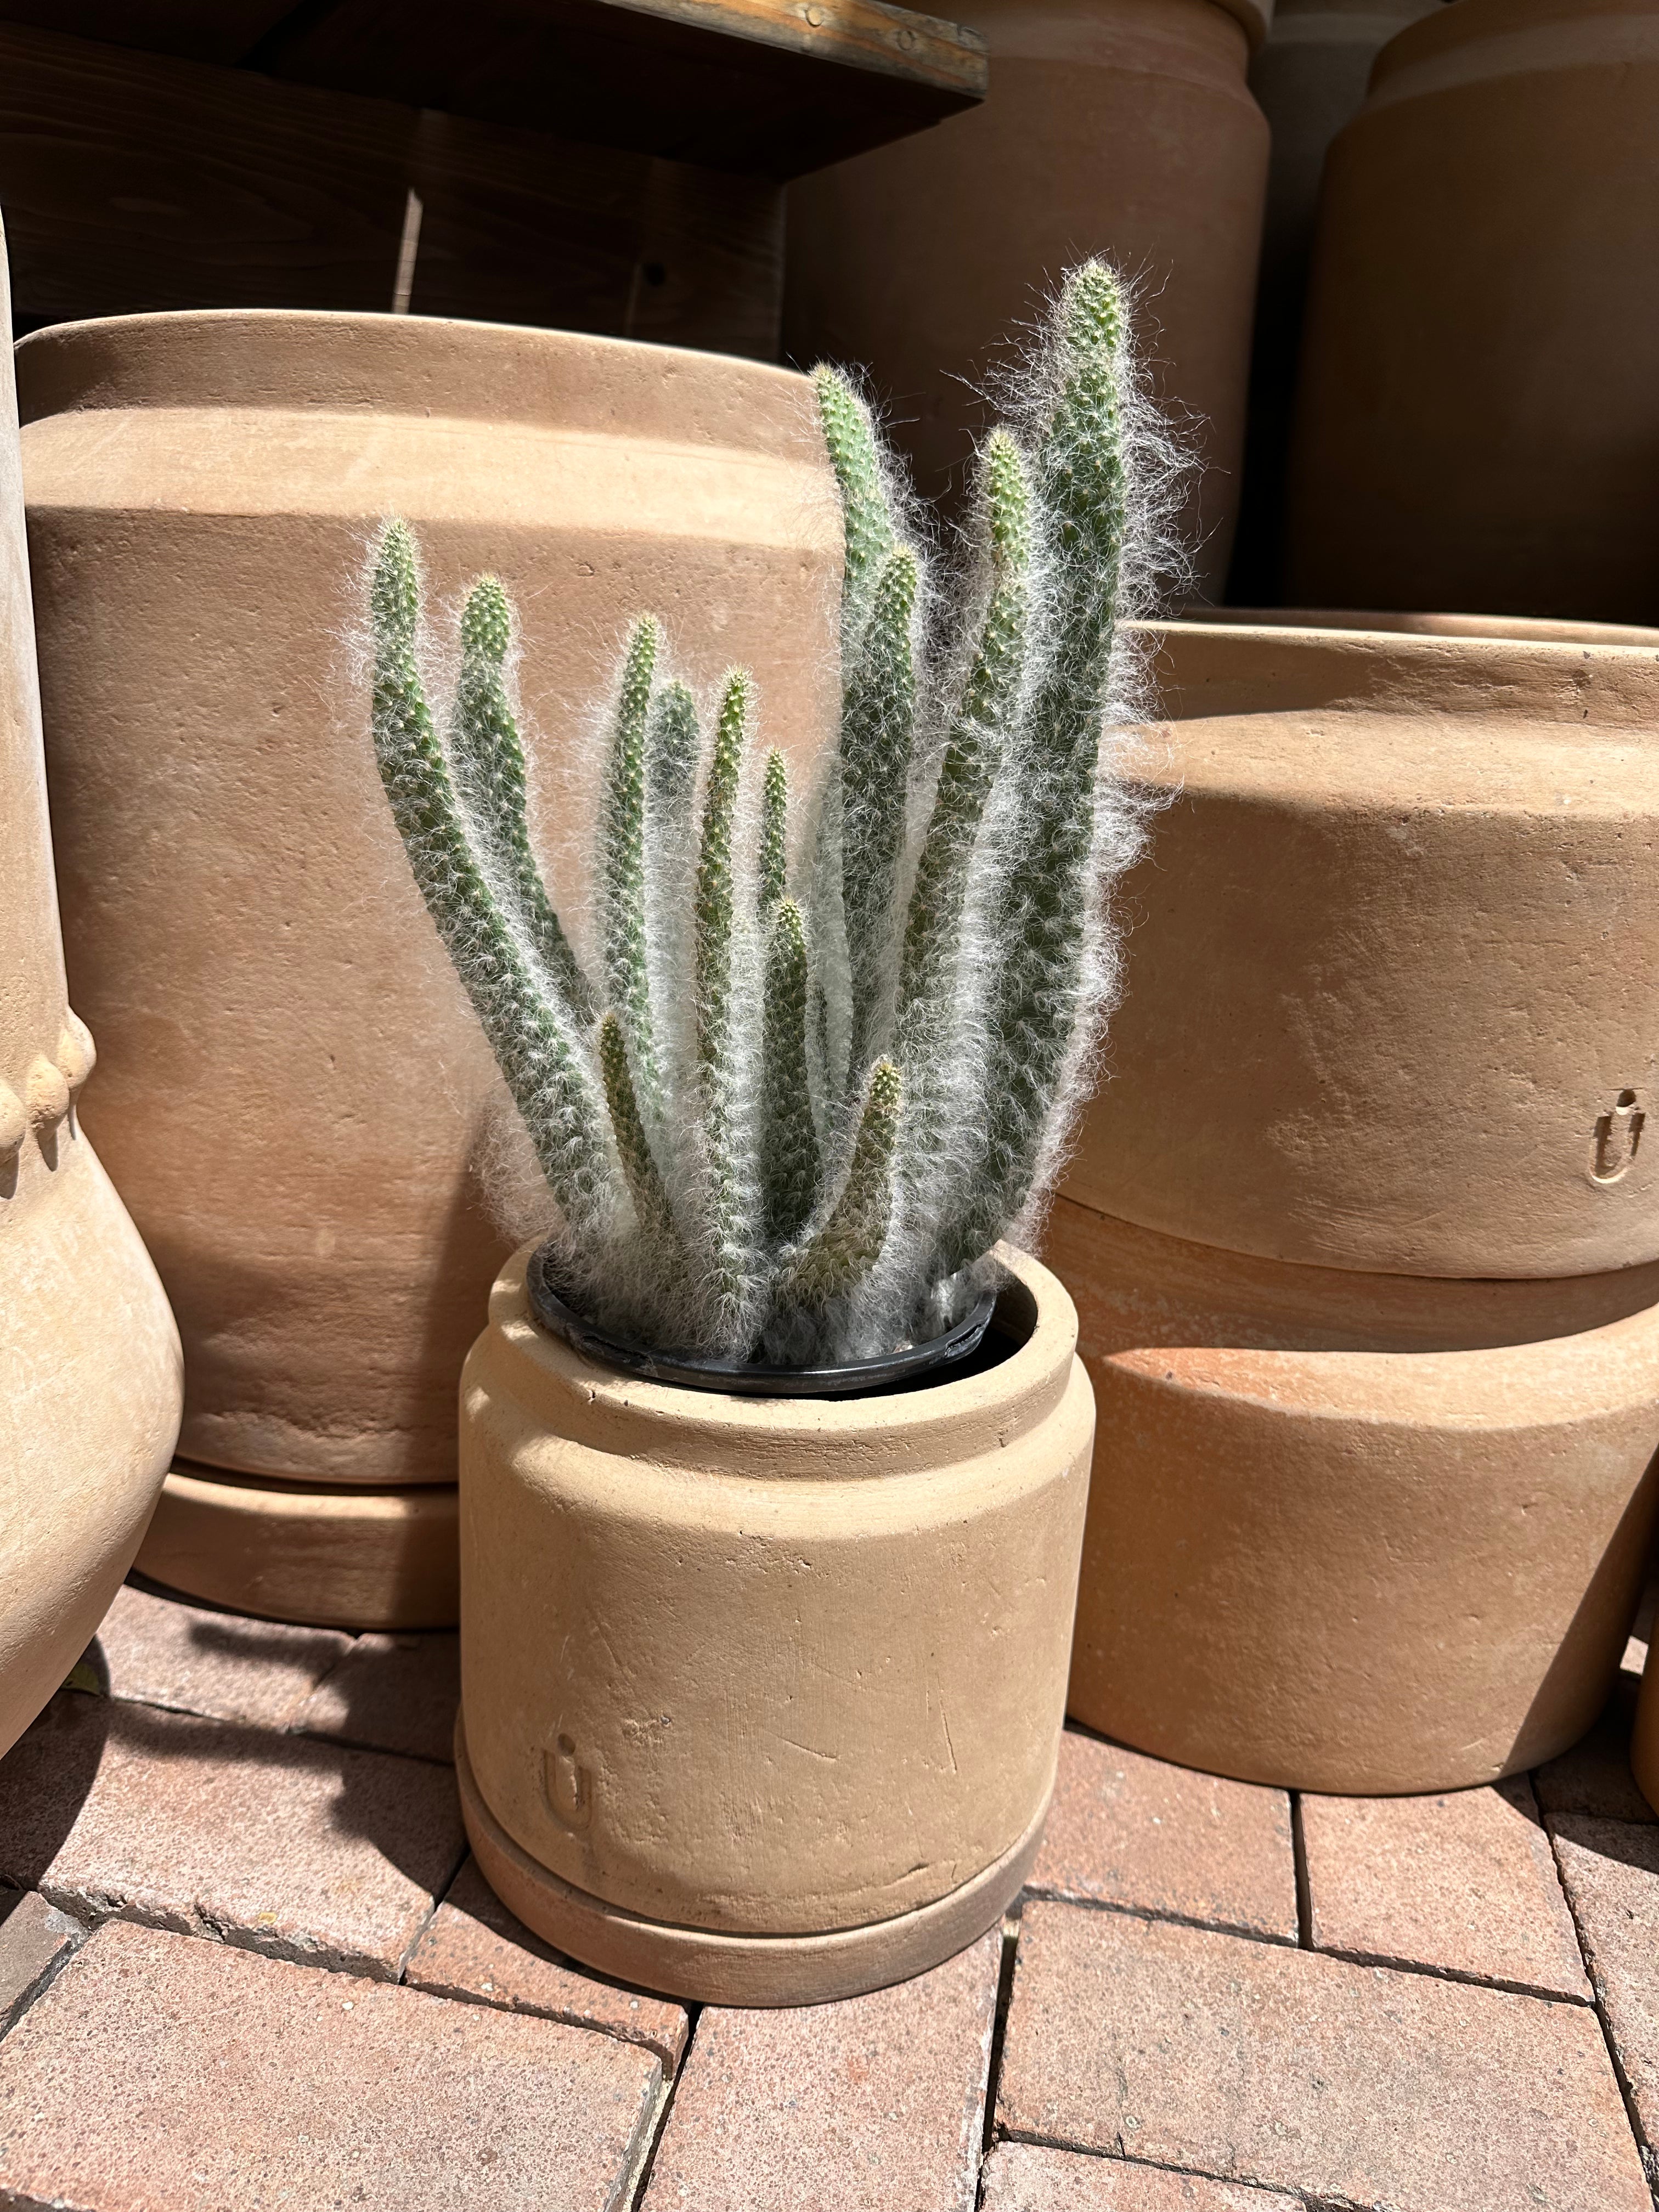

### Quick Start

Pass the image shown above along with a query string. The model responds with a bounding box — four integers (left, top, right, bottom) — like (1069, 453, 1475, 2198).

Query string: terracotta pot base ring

(456, 1720, 1041, 2007)
(137, 1464, 459, 1630)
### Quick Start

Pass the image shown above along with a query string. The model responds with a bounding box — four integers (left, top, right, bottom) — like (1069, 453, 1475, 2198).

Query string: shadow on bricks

(0, 1689, 457, 1903)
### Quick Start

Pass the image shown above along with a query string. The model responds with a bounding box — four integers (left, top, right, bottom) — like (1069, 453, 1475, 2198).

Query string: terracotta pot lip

(13, 307, 811, 432)
(1156, 607, 1659, 648)
(525, 1243, 1000, 1398)
(486, 1238, 1079, 1461)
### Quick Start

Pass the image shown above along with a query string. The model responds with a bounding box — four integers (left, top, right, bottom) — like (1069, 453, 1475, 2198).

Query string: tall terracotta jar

(1284, 0, 1659, 622)
(784, 0, 1271, 595)
(458, 1244, 1093, 2004)
(19, 311, 839, 1629)
(1069, 612, 1659, 1279)
(0, 223, 182, 1753)
(1228, 0, 1443, 597)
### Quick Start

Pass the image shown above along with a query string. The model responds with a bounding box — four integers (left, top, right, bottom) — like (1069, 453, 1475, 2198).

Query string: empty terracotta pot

(1066, 611, 1659, 1278)
(1284, 0, 1659, 622)
(457, 1242, 1093, 2004)
(784, 0, 1271, 594)
(0, 225, 181, 1753)
(1049, 1198, 1659, 1793)
(18, 309, 839, 1621)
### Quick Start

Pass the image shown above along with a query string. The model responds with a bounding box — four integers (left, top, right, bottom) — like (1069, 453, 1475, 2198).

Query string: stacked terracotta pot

(1060, 611, 1659, 1793)
(18, 309, 840, 1629)
(0, 222, 182, 1752)
(784, 0, 1273, 597)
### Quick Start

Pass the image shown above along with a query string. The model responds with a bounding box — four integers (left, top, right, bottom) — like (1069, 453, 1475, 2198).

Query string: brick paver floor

(0, 1579, 1651, 2209)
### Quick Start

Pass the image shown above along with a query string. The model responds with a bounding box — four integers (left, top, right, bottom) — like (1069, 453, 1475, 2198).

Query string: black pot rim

(523, 1242, 1001, 1399)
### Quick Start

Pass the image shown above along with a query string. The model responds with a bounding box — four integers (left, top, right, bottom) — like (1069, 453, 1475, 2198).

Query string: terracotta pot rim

(1156, 607, 1659, 648)
(479, 1238, 1079, 1470)
(14, 307, 811, 433)
(525, 1243, 1001, 1398)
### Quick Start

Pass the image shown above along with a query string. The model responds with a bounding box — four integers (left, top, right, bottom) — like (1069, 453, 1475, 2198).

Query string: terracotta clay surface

(997, 1902, 1650, 2211)
(460, 1242, 1092, 1999)
(1285, 0, 1659, 623)
(0, 1917, 662, 2212)
(137, 1465, 459, 1629)
(783, 0, 1269, 595)
(1051, 1199, 1659, 1792)
(1068, 614, 1659, 1277)
(18, 308, 840, 1492)
(0, 224, 181, 1761)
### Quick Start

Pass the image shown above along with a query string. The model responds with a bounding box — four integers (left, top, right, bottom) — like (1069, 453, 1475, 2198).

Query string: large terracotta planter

(0, 227, 182, 1754)
(1049, 1200, 1659, 1793)
(783, 0, 1271, 594)
(457, 1243, 1093, 2004)
(1284, 0, 1659, 622)
(1066, 612, 1659, 1278)
(18, 309, 839, 1624)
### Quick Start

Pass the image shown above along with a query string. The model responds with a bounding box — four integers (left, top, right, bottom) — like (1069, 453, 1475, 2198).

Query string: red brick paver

(294, 1631, 460, 1763)
(1551, 1814, 1659, 2152)
(0, 1690, 464, 1978)
(996, 1900, 1646, 2212)
(74, 1583, 353, 1731)
(1301, 1775, 1589, 1999)
(643, 1929, 1002, 2212)
(1028, 1729, 1296, 1942)
(406, 1854, 689, 2067)
(980, 2143, 1301, 2210)
(0, 1917, 661, 2211)
(0, 1893, 80, 2034)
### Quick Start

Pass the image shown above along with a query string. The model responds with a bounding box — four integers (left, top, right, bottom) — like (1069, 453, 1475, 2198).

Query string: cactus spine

(368, 257, 1146, 1367)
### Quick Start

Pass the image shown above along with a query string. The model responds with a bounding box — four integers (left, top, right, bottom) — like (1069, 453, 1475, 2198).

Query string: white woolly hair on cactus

(368, 259, 1175, 1368)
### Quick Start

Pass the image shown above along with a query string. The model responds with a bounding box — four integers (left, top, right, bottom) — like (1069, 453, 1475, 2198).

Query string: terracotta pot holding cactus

(370, 266, 1147, 1999)
(0, 222, 182, 1754)
(18, 309, 841, 1628)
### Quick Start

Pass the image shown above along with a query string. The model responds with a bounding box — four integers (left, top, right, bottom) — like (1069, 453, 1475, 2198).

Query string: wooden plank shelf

(0, 0, 986, 179)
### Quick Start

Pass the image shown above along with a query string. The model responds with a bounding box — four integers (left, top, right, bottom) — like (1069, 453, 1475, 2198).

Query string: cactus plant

(369, 259, 1160, 1367)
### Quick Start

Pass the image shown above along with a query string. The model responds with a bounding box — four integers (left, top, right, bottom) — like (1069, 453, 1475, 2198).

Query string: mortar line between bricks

(392, 1839, 469, 1985)
(1020, 1888, 1301, 1950)
(1291, 1793, 1313, 1949)
(0, 1916, 89, 2042)
(979, 1905, 1022, 2163)
(1307, 1940, 1593, 2008)
(75, 1681, 459, 1770)
(995, 2126, 1354, 2209)
(1544, 1813, 1659, 2205)
(627, 2001, 701, 2211)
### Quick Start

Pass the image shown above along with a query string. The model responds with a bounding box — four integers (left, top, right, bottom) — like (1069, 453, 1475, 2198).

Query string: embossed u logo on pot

(544, 1733, 593, 1831)
(1589, 1090, 1645, 1186)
